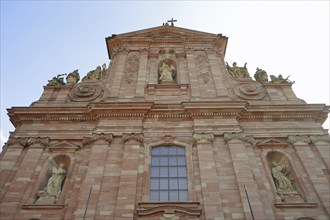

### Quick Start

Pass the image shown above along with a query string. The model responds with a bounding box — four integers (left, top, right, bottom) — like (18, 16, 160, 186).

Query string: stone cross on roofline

(163, 18, 177, 26)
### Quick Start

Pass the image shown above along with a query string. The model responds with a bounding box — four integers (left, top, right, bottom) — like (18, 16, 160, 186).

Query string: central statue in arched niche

(158, 59, 176, 84)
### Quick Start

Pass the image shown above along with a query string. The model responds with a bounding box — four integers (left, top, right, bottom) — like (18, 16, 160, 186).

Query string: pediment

(48, 141, 81, 153)
(256, 139, 287, 148)
(106, 25, 228, 59)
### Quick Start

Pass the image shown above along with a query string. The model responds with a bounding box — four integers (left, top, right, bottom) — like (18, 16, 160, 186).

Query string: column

(114, 133, 143, 219)
(206, 49, 228, 97)
(75, 133, 113, 220)
(289, 135, 330, 215)
(186, 48, 200, 97)
(109, 48, 129, 98)
(193, 133, 225, 220)
(135, 48, 149, 97)
(224, 132, 266, 220)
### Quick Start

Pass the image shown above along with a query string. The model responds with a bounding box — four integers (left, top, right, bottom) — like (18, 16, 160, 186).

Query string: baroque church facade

(0, 24, 329, 220)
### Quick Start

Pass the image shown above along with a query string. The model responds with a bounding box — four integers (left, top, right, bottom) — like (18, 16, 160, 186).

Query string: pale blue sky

(1, 1, 329, 147)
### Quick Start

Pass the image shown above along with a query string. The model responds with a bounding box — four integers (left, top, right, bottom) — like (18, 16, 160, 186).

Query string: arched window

(150, 146, 188, 201)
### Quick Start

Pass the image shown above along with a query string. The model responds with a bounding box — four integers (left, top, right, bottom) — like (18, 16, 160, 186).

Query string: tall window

(150, 146, 188, 201)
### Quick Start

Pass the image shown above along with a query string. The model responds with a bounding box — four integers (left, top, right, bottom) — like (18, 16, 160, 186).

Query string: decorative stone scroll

(288, 135, 311, 145)
(68, 84, 102, 102)
(82, 133, 113, 145)
(193, 133, 214, 143)
(224, 132, 255, 145)
(233, 82, 267, 100)
(122, 133, 143, 143)
(6, 137, 50, 148)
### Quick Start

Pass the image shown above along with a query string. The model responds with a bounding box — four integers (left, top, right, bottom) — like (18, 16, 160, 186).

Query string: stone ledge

(274, 202, 318, 208)
(22, 204, 65, 210)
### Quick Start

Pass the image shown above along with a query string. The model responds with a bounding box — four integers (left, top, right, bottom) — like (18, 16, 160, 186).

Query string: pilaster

(224, 132, 266, 220)
(186, 49, 200, 97)
(310, 135, 330, 169)
(193, 133, 225, 219)
(289, 135, 330, 215)
(114, 133, 143, 219)
(136, 48, 149, 97)
(109, 48, 129, 98)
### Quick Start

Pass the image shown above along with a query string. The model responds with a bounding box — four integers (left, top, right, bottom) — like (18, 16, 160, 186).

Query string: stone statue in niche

(47, 74, 66, 86)
(226, 62, 250, 78)
(66, 69, 80, 86)
(254, 67, 268, 84)
(82, 63, 107, 81)
(270, 74, 294, 84)
(159, 62, 176, 83)
(271, 159, 295, 194)
(37, 163, 66, 198)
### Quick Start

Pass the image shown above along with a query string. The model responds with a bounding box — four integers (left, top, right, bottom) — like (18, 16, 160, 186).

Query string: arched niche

(35, 154, 70, 205)
(266, 151, 305, 203)
(158, 59, 177, 84)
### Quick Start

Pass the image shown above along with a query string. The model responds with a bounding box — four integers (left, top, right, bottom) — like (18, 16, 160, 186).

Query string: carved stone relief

(195, 52, 212, 83)
(233, 82, 267, 100)
(68, 84, 103, 102)
(288, 135, 311, 145)
(6, 137, 50, 148)
(123, 52, 140, 84)
(122, 133, 143, 143)
(193, 133, 214, 143)
(224, 132, 255, 145)
(82, 133, 113, 145)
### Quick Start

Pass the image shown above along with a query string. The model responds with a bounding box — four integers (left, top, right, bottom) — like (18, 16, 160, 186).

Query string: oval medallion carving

(69, 84, 102, 102)
(234, 82, 266, 100)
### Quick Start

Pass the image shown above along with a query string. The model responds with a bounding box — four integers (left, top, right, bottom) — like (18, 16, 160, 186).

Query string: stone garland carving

(288, 135, 311, 145)
(195, 52, 212, 83)
(193, 133, 214, 143)
(82, 133, 113, 145)
(122, 133, 144, 143)
(224, 132, 255, 145)
(68, 84, 102, 102)
(6, 137, 50, 148)
(123, 53, 140, 84)
(309, 135, 330, 144)
(37, 163, 66, 198)
(82, 64, 107, 81)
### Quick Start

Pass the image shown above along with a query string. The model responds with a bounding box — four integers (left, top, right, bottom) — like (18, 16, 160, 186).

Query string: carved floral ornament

(6, 137, 50, 148)
(82, 133, 113, 146)
(193, 133, 214, 143)
(122, 133, 144, 143)
(288, 135, 330, 145)
(223, 132, 255, 145)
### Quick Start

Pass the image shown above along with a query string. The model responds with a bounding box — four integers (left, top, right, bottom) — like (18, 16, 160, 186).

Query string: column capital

(6, 136, 50, 148)
(193, 133, 214, 143)
(224, 132, 255, 145)
(288, 135, 311, 145)
(122, 133, 143, 143)
(82, 133, 113, 146)
(309, 135, 330, 144)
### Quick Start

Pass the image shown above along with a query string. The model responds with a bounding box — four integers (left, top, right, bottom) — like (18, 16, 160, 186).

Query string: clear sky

(1, 1, 329, 147)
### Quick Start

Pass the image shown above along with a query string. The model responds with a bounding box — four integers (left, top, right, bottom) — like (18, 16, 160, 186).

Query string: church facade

(1, 25, 329, 220)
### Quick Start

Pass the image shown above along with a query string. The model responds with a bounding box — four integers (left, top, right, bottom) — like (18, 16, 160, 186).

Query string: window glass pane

(159, 191, 169, 201)
(169, 167, 178, 177)
(160, 147, 169, 155)
(150, 191, 159, 201)
(160, 179, 168, 190)
(151, 167, 159, 177)
(178, 179, 188, 190)
(177, 156, 186, 165)
(168, 147, 177, 155)
(160, 167, 168, 177)
(178, 167, 186, 177)
(152, 147, 160, 155)
(179, 190, 188, 201)
(169, 179, 178, 190)
(150, 179, 159, 190)
(177, 147, 185, 155)
(160, 157, 168, 166)
(169, 157, 177, 166)
(169, 191, 179, 201)
(151, 157, 160, 166)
